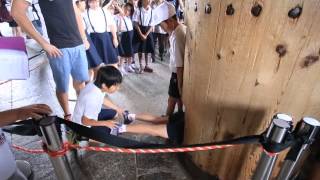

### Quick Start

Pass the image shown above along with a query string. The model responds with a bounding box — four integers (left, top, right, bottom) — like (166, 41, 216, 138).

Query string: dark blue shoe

(123, 110, 133, 125)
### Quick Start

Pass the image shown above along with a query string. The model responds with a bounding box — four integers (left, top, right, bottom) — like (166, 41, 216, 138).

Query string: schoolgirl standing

(76, 0, 102, 81)
(114, 3, 135, 74)
(84, 0, 119, 67)
(132, 0, 154, 73)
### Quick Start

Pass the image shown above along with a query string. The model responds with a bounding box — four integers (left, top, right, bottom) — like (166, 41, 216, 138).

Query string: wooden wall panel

(183, 0, 320, 179)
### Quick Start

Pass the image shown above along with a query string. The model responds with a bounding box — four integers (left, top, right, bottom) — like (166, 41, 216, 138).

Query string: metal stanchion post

(252, 118, 291, 180)
(39, 116, 74, 180)
(277, 117, 320, 180)
(263, 113, 293, 177)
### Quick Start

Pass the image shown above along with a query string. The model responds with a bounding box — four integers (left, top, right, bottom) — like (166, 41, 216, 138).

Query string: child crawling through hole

(72, 66, 184, 144)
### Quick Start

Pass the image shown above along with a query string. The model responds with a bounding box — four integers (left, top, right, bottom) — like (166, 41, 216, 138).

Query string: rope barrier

(11, 142, 238, 157)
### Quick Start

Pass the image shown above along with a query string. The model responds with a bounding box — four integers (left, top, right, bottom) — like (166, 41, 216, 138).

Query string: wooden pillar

(182, 0, 320, 179)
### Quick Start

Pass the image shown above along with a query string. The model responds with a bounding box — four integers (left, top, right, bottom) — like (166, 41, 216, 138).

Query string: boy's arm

(11, 0, 62, 58)
(176, 67, 183, 95)
(81, 115, 117, 128)
(103, 98, 124, 115)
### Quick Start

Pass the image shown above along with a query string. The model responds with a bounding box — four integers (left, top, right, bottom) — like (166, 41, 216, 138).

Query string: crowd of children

(3, 0, 186, 142)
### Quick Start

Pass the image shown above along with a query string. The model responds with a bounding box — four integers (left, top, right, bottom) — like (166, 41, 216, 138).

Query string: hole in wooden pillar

(276, 44, 287, 58)
(205, 4, 212, 14)
(217, 53, 221, 60)
(226, 4, 235, 16)
(251, 3, 263, 17)
(288, 5, 303, 19)
(301, 55, 319, 68)
(194, 2, 198, 12)
(255, 79, 260, 86)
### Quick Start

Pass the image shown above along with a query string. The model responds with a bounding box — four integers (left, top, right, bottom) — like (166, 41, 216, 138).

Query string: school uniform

(84, 8, 118, 65)
(72, 83, 117, 134)
(81, 13, 102, 69)
(168, 24, 186, 99)
(132, 6, 154, 54)
(116, 15, 134, 57)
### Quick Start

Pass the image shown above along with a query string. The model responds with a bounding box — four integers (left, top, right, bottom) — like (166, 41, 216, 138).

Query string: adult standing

(11, 0, 90, 120)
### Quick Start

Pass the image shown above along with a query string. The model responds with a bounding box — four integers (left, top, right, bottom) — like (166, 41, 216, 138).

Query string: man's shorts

(167, 111, 185, 144)
(168, 73, 181, 99)
(48, 44, 89, 93)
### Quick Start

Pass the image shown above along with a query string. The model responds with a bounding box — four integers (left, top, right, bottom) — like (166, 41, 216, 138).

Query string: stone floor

(0, 23, 192, 180)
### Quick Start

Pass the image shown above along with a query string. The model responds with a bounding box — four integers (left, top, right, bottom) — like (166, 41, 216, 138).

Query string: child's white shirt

(115, 15, 134, 32)
(169, 24, 186, 73)
(84, 8, 116, 33)
(132, 6, 153, 26)
(72, 83, 105, 126)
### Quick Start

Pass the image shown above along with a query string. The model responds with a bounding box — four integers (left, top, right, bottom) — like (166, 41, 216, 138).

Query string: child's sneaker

(125, 65, 135, 73)
(110, 123, 124, 136)
(123, 110, 133, 124)
(120, 66, 128, 76)
(110, 126, 120, 136)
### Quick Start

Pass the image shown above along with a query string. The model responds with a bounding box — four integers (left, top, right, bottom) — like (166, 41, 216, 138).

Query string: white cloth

(0, 49, 29, 81)
(150, 1, 175, 26)
(169, 24, 186, 73)
(132, 6, 153, 26)
(115, 15, 133, 32)
(83, 8, 116, 33)
(0, 129, 17, 180)
(151, 2, 167, 34)
(72, 83, 105, 126)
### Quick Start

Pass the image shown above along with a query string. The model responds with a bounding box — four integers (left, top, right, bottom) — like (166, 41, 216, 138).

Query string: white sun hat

(151, 2, 176, 26)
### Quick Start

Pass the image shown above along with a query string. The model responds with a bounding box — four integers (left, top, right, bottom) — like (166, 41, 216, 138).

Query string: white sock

(118, 124, 127, 133)
(128, 113, 136, 121)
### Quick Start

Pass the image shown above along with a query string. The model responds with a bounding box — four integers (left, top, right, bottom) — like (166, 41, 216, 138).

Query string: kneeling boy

(72, 66, 184, 142)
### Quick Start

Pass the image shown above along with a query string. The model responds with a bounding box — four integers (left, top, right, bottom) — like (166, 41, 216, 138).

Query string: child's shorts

(168, 73, 181, 99)
(90, 109, 118, 134)
(166, 111, 185, 144)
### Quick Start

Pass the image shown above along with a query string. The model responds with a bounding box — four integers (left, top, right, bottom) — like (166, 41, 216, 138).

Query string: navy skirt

(90, 32, 119, 65)
(133, 26, 155, 54)
(118, 30, 134, 57)
(86, 33, 102, 68)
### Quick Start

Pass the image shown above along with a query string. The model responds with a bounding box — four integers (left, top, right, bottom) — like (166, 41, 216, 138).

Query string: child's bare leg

(135, 113, 168, 124)
(126, 124, 168, 138)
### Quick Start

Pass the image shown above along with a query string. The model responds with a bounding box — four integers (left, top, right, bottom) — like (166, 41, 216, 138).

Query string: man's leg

(56, 91, 71, 118)
(48, 48, 72, 119)
(70, 45, 89, 96)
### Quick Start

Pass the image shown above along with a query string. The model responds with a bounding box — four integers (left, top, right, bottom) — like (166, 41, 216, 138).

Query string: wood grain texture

(183, 0, 320, 179)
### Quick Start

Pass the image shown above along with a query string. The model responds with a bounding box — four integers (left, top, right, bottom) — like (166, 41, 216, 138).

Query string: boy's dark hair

(124, 3, 135, 17)
(94, 66, 123, 88)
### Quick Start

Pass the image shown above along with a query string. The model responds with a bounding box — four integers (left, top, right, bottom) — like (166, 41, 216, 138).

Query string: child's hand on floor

(103, 121, 118, 129)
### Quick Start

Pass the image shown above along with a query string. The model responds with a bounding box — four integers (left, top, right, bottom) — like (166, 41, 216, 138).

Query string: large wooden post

(182, 0, 320, 179)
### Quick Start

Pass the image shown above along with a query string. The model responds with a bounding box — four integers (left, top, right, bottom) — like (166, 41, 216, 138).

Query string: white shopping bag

(0, 37, 29, 80)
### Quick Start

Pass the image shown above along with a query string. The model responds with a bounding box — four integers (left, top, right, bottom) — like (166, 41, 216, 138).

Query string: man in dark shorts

(11, 0, 90, 120)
